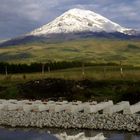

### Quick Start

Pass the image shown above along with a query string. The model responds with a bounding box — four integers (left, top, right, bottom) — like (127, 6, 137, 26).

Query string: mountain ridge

(0, 8, 140, 47)
(29, 8, 136, 36)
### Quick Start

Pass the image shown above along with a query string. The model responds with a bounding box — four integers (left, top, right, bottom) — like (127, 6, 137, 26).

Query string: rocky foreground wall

(0, 111, 139, 132)
(0, 100, 140, 132)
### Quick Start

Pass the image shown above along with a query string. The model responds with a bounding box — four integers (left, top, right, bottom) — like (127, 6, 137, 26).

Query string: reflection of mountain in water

(0, 127, 140, 140)
(55, 132, 106, 140)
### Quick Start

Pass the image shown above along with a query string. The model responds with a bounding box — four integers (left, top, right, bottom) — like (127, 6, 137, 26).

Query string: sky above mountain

(0, 0, 140, 39)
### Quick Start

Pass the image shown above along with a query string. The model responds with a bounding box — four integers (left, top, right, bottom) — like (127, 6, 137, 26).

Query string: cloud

(0, 0, 140, 39)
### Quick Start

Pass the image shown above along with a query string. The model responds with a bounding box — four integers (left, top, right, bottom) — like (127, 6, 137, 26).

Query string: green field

(0, 66, 139, 103)
(0, 66, 140, 82)
(0, 38, 140, 66)
(0, 37, 139, 102)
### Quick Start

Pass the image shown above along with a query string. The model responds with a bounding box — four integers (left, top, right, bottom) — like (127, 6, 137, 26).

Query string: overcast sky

(0, 0, 140, 39)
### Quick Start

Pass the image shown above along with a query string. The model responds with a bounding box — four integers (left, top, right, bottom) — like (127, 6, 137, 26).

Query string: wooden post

(48, 66, 51, 73)
(5, 66, 8, 76)
(120, 61, 123, 78)
(47, 60, 51, 73)
(42, 63, 45, 75)
(82, 62, 85, 79)
(103, 67, 106, 78)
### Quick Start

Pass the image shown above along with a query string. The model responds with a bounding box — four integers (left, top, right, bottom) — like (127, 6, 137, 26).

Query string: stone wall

(0, 99, 140, 132)
(0, 111, 139, 132)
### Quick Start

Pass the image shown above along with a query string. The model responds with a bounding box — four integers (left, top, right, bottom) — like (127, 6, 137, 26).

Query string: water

(0, 127, 139, 140)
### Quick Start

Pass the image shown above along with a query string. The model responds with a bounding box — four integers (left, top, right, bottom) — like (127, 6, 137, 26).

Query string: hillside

(0, 38, 140, 65)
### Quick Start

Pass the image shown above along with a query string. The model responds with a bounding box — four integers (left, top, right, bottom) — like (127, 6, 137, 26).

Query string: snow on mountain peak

(30, 8, 133, 36)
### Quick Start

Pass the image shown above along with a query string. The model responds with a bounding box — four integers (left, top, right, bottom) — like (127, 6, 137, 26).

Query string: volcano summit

(0, 8, 138, 47)
(30, 8, 135, 36)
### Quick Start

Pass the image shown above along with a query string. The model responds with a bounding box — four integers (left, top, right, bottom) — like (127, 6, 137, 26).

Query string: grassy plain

(0, 37, 140, 102)
(0, 66, 140, 82)
(0, 38, 140, 65)
(0, 66, 139, 103)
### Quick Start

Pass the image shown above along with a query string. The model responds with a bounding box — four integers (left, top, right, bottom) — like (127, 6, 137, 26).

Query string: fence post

(82, 62, 85, 79)
(103, 67, 106, 78)
(42, 63, 45, 75)
(5, 66, 8, 76)
(120, 61, 123, 78)
(48, 66, 50, 73)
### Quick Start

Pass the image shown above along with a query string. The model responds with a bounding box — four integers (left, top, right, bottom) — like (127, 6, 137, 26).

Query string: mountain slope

(30, 8, 135, 36)
(0, 9, 140, 65)
(0, 38, 140, 66)
(0, 8, 139, 47)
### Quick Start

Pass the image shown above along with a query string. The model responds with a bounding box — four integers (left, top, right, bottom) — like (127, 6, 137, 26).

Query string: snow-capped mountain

(30, 8, 135, 36)
(0, 8, 139, 47)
